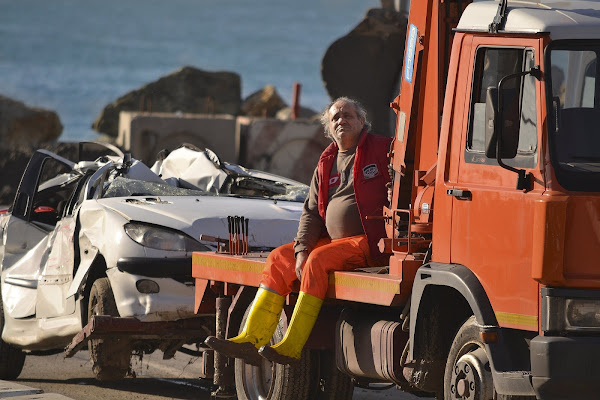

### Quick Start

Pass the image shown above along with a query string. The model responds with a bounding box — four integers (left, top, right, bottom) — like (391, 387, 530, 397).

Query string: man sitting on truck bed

(205, 97, 392, 365)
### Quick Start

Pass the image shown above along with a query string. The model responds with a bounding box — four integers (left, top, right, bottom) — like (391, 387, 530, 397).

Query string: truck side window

(466, 47, 538, 168)
(583, 58, 596, 107)
(548, 46, 600, 189)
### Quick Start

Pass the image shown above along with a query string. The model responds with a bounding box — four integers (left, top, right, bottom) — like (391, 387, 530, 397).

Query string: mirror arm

(495, 66, 541, 191)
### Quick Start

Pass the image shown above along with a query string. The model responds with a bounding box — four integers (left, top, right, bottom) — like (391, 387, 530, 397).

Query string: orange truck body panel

(430, 34, 547, 331)
(192, 252, 412, 310)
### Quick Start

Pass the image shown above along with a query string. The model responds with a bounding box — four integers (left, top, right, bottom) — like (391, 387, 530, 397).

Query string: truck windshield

(548, 41, 600, 191)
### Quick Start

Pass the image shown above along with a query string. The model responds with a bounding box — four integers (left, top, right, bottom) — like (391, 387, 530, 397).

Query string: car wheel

(88, 277, 131, 381)
(235, 304, 312, 400)
(444, 316, 535, 400)
(0, 288, 25, 380)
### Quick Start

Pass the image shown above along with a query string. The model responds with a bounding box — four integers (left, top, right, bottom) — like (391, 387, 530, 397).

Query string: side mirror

(485, 87, 519, 159)
(485, 65, 541, 191)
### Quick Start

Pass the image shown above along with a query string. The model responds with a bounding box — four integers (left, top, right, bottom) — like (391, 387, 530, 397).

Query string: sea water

(0, 0, 380, 142)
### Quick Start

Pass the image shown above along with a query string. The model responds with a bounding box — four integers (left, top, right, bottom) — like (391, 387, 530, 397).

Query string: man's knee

(267, 242, 295, 263)
(303, 248, 330, 274)
(263, 242, 296, 282)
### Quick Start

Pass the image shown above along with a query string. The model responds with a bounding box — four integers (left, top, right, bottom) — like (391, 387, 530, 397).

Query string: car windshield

(103, 177, 208, 198)
(88, 147, 310, 202)
(101, 176, 309, 202)
(548, 41, 600, 191)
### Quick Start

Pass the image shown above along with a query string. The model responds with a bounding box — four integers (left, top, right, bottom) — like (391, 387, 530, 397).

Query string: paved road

(14, 350, 433, 400)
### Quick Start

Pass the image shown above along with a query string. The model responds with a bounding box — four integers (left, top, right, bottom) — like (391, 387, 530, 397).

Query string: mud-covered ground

(16, 349, 433, 400)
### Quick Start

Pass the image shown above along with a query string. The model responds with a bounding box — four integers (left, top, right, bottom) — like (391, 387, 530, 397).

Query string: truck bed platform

(192, 251, 415, 307)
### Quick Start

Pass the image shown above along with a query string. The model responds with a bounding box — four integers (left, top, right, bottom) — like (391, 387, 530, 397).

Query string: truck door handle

(447, 189, 472, 200)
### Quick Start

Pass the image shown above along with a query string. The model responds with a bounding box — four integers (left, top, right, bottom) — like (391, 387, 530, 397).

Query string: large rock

(242, 85, 287, 117)
(321, 8, 408, 137)
(93, 66, 242, 137)
(0, 95, 63, 146)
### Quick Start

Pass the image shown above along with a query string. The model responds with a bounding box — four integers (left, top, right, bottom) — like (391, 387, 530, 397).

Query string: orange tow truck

(193, 1, 600, 399)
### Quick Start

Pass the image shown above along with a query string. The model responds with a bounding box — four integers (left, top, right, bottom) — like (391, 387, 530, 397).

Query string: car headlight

(124, 222, 208, 252)
(542, 288, 600, 332)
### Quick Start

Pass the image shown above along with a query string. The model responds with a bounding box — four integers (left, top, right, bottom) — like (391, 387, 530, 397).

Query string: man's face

(328, 101, 364, 150)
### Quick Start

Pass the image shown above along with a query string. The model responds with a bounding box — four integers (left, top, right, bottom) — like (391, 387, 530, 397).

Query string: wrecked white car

(0, 143, 306, 381)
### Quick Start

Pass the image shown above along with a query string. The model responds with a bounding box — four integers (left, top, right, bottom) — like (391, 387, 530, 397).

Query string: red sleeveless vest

(316, 130, 391, 261)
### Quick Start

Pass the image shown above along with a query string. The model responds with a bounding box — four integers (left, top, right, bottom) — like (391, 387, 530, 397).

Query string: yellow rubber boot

(230, 287, 284, 347)
(205, 287, 284, 365)
(259, 291, 323, 365)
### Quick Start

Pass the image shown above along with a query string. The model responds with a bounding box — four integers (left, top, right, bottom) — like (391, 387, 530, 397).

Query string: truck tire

(0, 290, 25, 380)
(235, 305, 312, 400)
(444, 316, 535, 400)
(88, 277, 131, 381)
(310, 350, 354, 400)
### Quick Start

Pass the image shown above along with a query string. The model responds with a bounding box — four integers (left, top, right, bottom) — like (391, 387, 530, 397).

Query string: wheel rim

(240, 356, 275, 400)
(449, 343, 494, 400)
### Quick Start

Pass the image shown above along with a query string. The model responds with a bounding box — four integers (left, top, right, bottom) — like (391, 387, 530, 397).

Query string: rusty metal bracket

(64, 315, 209, 358)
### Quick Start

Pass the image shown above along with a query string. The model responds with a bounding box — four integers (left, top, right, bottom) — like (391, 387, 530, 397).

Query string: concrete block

(0, 380, 44, 397)
(117, 112, 332, 184)
(15, 394, 74, 400)
(117, 112, 238, 165)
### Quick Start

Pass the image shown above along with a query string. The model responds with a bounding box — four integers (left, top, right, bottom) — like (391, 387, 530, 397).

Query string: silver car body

(0, 144, 306, 351)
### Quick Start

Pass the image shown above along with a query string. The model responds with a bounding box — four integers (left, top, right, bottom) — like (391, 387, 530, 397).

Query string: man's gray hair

(320, 97, 372, 140)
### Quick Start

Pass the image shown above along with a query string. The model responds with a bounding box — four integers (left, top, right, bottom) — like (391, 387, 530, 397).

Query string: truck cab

(192, 1, 600, 399)
(389, 1, 600, 398)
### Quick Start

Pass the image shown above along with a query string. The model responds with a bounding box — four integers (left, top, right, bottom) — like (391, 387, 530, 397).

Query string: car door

(1, 150, 78, 320)
(448, 39, 543, 331)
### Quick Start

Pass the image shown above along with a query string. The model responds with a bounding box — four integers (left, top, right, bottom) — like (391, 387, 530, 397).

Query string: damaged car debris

(0, 142, 306, 381)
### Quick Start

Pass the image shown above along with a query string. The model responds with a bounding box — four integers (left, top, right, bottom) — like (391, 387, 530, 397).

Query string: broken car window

(102, 177, 208, 198)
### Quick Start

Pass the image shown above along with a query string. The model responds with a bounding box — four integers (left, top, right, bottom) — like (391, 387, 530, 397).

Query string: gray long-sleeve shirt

(293, 145, 364, 255)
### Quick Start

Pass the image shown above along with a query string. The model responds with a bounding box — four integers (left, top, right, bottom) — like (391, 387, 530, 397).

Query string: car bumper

(531, 335, 600, 399)
(107, 261, 197, 322)
(117, 256, 191, 280)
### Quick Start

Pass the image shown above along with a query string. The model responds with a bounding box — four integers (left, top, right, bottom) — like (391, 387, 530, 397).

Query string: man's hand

(295, 250, 308, 281)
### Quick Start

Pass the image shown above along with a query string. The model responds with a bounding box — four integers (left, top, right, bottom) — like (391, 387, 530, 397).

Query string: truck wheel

(444, 316, 534, 400)
(88, 277, 131, 381)
(444, 316, 494, 400)
(235, 305, 311, 400)
(0, 290, 25, 379)
(310, 350, 354, 400)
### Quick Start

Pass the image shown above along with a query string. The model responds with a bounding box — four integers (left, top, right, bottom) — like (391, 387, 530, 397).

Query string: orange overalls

(260, 132, 392, 300)
(261, 235, 371, 299)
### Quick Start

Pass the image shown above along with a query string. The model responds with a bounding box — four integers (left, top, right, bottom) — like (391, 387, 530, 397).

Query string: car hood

(97, 195, 303, 248)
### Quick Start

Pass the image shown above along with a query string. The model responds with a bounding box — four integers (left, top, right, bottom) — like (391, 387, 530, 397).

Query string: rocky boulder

(242, 85, 287, 118)
(93, 66, 242, 137)
(0, 95, 63, 146)
(321, 8, 408, 137)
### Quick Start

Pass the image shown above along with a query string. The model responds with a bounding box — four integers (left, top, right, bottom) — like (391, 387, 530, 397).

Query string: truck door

(449, 38, 543, 331)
